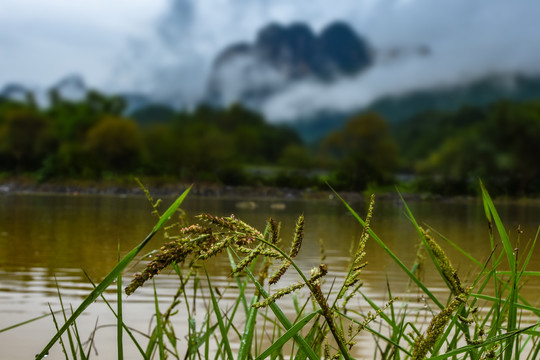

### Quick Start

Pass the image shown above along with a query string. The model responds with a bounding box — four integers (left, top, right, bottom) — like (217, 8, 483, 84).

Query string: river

(1, 192, 540, 359)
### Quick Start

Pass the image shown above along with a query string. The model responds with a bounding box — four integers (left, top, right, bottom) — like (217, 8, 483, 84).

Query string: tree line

(394, 100, 540, 195)
(1, 89, 540, 195)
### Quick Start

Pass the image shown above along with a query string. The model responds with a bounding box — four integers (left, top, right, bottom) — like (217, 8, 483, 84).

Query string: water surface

(1, 193, 540, 359)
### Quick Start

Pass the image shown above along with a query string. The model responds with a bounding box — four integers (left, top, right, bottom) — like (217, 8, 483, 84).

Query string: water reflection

(1, 193, 540, 358)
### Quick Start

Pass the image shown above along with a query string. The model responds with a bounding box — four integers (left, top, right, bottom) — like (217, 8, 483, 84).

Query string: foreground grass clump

(28, 182, 540, 359)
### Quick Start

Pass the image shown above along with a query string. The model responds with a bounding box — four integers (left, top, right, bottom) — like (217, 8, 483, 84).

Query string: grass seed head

(290, 214, 304, 258)
(125, 239, 194, 295)
(252, 281, 305, 308)
(269, 218, 280, 244)
(231, 244, 264, 276)
(412, 294, 467, 360)
(269, 260, 291, 285)
(421, 228, 465, 296)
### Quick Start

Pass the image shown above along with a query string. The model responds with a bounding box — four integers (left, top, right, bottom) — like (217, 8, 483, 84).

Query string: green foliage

(86, 116, 143, 173)
(278, 144, 314, 169)
(0, 92, 312, 186)
(143, 103, 304, 183)
(5, 84, 540, 195)
(407, 100, 540, 195)
(392, 106, 486, 167)
(47, 90, 124, 142)
(320, 112, 398, 190)
(0, 107, 56, 171)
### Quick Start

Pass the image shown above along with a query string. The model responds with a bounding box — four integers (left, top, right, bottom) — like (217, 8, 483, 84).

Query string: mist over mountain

(202, 19, 540, 143)
(290, 72, 540, 142)
(205, 21, 373, 108)
(3, 0, 540, 124)
(3, 10, 540, 146)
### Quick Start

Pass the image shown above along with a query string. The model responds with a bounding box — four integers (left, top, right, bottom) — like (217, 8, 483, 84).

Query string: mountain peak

(206, 20, 373, 107)
(319, 21, 373, 75)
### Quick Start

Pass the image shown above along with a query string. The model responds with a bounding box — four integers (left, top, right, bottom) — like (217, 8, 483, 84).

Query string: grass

(3, 181, 540, 359)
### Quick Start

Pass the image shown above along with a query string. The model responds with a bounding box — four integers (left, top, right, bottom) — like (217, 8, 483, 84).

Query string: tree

(86, 116, 143, 173)
(320, 112, 398, 190)
(415, 100, 540, 195)
(0, 108, 56, 171)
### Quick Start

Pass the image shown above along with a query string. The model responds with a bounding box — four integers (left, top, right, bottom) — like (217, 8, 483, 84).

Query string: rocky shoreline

(0, 179, 346, 200)
(0, 179, 471, 203)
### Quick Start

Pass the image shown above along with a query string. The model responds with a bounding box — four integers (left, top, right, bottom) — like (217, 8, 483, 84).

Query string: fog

(2, 0, 539, 119)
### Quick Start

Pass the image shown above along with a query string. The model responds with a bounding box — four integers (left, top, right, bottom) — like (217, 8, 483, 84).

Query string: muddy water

(1, 193, 540, 359)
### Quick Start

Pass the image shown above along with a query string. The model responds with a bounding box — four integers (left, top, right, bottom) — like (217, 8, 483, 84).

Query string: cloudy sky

(1, 0, 539, 119)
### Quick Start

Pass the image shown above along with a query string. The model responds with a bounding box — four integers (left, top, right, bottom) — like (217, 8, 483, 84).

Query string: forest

(1, 89, 540, 196)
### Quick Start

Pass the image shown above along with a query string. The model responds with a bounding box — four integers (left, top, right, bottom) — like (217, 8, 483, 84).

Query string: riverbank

(0, 176, 485, 203)
(0, 177, 337, 199)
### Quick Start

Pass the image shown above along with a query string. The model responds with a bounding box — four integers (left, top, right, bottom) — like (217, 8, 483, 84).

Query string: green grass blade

(480, 182, 514, 269)
(35, 186, 191, 360)
(480, 182, 520, 360)
(427, 225, 484, 268)
(117, 246, 124, 360)
(396, 190, 460, 304)
(238, 294, 261, 360)
(47, 304, 68, 360)
(82, 270, 148, 359)
(337, 310, 412, 356)
(244, 269, 320, 360)
(152, 280, 166, 360)
(206, 271, 235, 360)
(69, 304, 87, 360)
(428, 324, 537, 360)
(144, 328, 159, 359)
(486, 271, 540, 276)
(255, 310, 321, 360)
(358, 289, 394, 325)
(217, 252, 260, 358)
(0, 312, 59, 333)
(152, 186, 192, 233)
(55, 278, 78, 360)
(471, 293, 540, 314)
(331, 186, 444, 309)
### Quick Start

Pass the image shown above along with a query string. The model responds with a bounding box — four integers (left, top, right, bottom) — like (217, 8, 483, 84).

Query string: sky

(1, 0, 539, 120)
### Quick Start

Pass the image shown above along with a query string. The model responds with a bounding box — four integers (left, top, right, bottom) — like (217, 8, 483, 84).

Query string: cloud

(118, 0, 384, 106)
(2, 0, 539, 116)
(0, 0, 165, 89)
(257, 0, 540, 120)
(125, 0, 540, 114)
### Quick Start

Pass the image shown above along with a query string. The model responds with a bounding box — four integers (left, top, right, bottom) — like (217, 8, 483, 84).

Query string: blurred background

(1, 0, 540, 196)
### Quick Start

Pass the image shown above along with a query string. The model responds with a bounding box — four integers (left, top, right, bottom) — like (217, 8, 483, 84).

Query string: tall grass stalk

(35, 185, 191, 360)
(24, 182, 540, 359)
(117, 245, 124, 360)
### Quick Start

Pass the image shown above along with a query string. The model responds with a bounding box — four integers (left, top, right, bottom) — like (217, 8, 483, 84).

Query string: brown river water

(1, 192, 540, 359)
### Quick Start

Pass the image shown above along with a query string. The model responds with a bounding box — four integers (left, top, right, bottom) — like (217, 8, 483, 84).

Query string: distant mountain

(290, 73, 540, 143)
(369, 73, 540, 123)
(205, 21, 373, 107)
